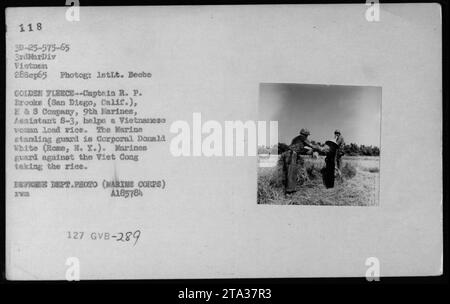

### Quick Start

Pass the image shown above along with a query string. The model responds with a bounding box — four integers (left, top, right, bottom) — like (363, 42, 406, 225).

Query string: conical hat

(325, 140, 339, 149)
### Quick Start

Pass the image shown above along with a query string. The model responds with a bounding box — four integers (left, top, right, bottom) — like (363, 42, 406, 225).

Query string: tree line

(258, 142, 380, 156)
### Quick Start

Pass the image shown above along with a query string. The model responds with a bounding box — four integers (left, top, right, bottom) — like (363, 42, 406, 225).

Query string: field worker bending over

(280, 128, 321, 195)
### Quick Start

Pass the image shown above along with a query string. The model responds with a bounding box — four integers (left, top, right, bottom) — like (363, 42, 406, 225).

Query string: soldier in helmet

(290, 128, 320, 152)
(334, 129, 345, 170)
(280, 128, 321, 195)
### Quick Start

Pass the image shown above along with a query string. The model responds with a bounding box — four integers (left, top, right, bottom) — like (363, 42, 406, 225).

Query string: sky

(259, 83, 381, 147)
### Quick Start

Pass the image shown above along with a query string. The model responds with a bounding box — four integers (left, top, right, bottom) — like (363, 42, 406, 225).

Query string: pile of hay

(341, 162, 357, 179)
(257, 158, 358, 204)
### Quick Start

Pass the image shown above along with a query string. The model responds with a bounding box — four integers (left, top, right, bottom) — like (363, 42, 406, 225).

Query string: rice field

(257, 155, 380, 206)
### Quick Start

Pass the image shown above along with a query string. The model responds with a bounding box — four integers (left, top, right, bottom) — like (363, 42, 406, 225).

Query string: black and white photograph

(258, 83, 381, 206)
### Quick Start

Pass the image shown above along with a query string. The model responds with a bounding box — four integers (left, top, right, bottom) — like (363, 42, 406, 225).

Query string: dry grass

(257, 156, 379, 206)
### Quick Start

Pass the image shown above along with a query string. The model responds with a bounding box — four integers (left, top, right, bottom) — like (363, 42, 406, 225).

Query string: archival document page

(5, 5, 442, 280)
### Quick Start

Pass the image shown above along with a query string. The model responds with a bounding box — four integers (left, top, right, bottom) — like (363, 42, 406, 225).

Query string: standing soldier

(334, 130, 345, 170)
(280, 128, 321, 195)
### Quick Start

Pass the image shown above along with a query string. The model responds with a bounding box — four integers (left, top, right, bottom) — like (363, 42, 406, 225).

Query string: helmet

(300, 128, 310, 136)
(334, 129, 341, 135)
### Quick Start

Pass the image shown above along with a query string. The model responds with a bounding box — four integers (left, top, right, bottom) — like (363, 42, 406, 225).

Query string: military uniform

(335, 134, 345, 169)
(281, 129, 319, 194)
(290, 134, 316, 152)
